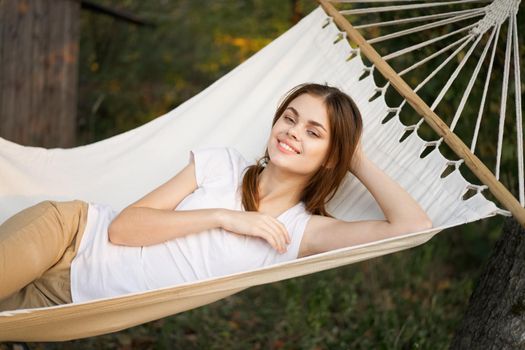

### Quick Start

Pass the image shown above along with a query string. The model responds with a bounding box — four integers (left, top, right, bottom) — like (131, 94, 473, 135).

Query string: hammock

(0, 1, 522, 341)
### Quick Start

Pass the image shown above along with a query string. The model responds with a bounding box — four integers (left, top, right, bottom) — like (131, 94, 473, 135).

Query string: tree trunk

(450, 216, 525, 349)
(0, 0, 80, 148)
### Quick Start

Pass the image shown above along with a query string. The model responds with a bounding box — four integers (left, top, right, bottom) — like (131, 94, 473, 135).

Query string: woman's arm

(350, 143, 432, 228)
(299, 144, 432, 257)
(111, 206, 292, 251)
(109, 159, 225, 246)
(109, 158, 291, 249)
(109, 207, 225, 246)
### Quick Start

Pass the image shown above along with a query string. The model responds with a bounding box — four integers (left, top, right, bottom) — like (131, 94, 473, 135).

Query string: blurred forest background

(1, 0, 524, 349)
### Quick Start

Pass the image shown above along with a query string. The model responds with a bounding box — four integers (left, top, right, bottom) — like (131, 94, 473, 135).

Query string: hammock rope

(472, 24, 500, 155)
(496, 15, 513, 181)
(451, 25, 497, 132)
(472, 0, 520, 35)
(384, 27, 474, 61)
(430, 34, 482, 111)
(396, 35, 470, 77)
(397, 36, 473, 108)
(350, 56, 478, 197)
(367, 11, 483, 44)
(512, 14, 524, 206)
(337, 0, 492, 15)
(326, 21, 500, 207)
(332, 0, 524, 212)
(354, 8, 485, 30)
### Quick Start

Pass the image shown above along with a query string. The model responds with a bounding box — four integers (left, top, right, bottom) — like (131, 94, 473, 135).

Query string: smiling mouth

(277, 140, 300, 154)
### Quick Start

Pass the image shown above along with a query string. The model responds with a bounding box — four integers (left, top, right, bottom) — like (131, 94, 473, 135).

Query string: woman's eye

(307, 130, 319, 137)
(284, 116, 294, 123)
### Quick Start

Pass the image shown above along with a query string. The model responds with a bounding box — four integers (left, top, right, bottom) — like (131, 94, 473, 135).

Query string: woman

(0, 83, 432, 311)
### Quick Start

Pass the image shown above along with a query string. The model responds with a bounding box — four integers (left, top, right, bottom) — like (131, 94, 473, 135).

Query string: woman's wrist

(215, 208, 230, 230)
(350, 153, 370, 179)
(349, 142, 367, 175)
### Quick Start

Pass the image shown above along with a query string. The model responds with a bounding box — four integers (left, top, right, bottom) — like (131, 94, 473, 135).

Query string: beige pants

(0, 200, 88, 311)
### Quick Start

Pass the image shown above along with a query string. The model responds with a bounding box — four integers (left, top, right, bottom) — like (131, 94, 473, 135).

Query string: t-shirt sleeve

(190, 147, 236, 188)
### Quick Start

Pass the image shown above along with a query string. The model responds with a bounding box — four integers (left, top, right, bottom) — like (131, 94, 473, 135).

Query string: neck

(257, 161, 308, 205)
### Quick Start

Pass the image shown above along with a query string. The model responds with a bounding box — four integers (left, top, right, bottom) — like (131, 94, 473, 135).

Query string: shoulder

(191, 146, 248, 187)
(223, 147, 252, 176)
(304, 213, 334, 229)
(191, 146, 246, 163)
(225, 147, 248, 164)
(298, 214, 338, 258)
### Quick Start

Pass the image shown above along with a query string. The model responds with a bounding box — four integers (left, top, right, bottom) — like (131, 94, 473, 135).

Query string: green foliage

(76, 0, 317, 145)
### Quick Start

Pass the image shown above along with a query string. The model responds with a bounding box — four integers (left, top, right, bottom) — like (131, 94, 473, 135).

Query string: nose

(287, 124, 299, 140)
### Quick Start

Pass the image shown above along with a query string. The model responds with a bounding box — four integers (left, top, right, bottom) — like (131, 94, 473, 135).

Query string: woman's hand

(219, 209, 291, 254)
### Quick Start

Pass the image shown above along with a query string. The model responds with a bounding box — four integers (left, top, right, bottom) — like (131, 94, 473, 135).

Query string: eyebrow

(286, 107, 328, 133)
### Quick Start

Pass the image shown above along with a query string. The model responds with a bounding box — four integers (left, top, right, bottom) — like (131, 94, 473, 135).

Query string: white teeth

(280, 142, 298, 154)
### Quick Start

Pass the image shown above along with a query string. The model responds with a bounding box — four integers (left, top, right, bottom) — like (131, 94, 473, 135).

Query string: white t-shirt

(70, 147, 312, 303)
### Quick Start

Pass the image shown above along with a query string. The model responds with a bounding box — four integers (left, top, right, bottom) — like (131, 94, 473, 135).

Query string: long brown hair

(241, 83, 363, 217)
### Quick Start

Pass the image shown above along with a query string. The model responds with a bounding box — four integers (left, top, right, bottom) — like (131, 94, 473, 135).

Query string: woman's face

(267, 93, 331, 176)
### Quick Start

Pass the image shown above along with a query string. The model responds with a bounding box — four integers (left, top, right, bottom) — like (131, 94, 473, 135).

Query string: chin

(269, 156, 311, 176)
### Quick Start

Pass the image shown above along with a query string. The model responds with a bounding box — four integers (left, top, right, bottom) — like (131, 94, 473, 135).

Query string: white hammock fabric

(0, 6, 505, 341)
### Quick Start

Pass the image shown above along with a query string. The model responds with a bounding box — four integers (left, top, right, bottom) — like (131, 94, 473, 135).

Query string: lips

(277, 138, 301, 154)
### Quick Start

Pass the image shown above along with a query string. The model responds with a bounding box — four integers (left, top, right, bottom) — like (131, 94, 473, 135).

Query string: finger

(264, 221, 287, 251)
(268, 217, 291, 245)
(259, 227, 281, 252)
(277, 220, 291, 244)
(261, 222, 285, 253)
(261, 221, 283, 252)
